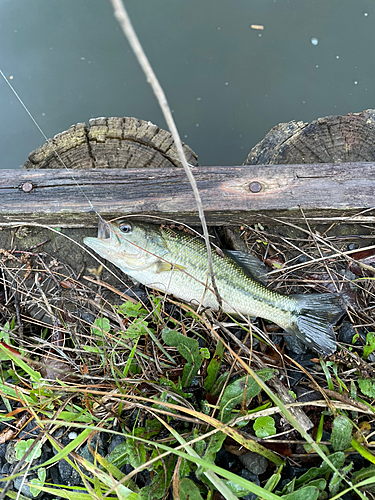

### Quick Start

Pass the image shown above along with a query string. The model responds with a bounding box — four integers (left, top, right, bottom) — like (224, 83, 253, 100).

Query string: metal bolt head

(249, 181, 262, 193)
(22, 182, 34, 193)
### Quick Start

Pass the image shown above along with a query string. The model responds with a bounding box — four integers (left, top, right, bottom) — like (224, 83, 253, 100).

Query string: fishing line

(0, 68, 105, 223)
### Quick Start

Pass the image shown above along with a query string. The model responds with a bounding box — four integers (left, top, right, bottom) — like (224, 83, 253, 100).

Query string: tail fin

(287, 293, 345, 356)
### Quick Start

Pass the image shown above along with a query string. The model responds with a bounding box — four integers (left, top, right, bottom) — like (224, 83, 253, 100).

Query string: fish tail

(287, 293, 345, 356)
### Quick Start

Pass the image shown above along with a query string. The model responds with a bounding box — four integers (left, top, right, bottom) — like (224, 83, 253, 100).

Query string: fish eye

(119, 222, 132, 234)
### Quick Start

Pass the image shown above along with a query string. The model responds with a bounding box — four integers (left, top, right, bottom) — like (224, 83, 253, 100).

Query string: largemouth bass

(84, 220, 345, 356)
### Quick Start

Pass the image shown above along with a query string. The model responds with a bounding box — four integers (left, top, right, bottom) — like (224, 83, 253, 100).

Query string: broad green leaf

(126, 439, 147, 469)
(107, 441, 128, 469)
(219, 369, 274, 423)
(203, 432, 226, 462)
(193, 429, 206, 457)
(15, 439, 42, 463)
(295, 452, 346, 487)
(210, 371, 230, 396)
(306, 479, 326, 491)
(363, 331, 375, 360)
(145, 418, 163, 438)
(107, 435, 147, 469)
(281, 486, 320, 500)
(330, 415, 353, 451)
(117, 301, 148, 319)
(162, 328, 204, 386)
(29, 468, 46, 497)
(358, 378, 375, 398)
(179, 478, 204, 500)
(124, 319, 149, 340)
(91, 317, 111, 336)
(253, 416, 276, 438)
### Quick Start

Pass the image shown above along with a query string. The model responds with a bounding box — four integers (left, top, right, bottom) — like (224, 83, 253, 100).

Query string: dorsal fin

(224, 250, 268, 284)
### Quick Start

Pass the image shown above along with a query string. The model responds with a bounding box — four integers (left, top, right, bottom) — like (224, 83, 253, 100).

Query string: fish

(84, 220, 345, 356)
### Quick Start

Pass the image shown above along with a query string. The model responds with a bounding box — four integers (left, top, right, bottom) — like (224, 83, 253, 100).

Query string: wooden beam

(1, 163, 374, 227)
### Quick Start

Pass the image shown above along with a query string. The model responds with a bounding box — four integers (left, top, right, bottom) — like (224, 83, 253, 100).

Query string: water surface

(0, 0, 374, 168)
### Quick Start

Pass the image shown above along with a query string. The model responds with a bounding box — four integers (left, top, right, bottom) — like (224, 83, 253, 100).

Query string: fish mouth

(98, 220, 111, 239)
(94, 219, 142, 259)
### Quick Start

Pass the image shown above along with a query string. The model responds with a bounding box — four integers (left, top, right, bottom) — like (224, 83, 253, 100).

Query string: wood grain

(23, 117, 199, 170)
(245, 109, 375, 165)
(1, 163, 374, 226)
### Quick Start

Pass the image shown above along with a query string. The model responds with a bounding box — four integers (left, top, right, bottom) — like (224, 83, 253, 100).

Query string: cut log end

(244, 109, 375, 165)
(23, 116, 199, 170)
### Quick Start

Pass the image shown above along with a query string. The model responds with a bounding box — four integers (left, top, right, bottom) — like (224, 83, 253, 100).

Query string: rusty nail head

(22, 182, 34, 193)
(249, 181, 262, 193)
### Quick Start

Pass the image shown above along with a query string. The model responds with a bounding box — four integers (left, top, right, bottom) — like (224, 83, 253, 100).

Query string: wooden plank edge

(0, 165, 374, 226)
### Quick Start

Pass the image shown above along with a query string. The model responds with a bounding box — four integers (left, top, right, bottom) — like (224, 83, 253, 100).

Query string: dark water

(0, 0, 374, 169)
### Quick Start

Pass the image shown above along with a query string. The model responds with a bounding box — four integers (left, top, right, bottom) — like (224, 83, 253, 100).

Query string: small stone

(338, 321, 365, 345)
(80, 435, 106, 464)
(5, 441, 18, 464)
(284, 331, 308, 355)
(58, 459, 82, 487)
(0, 462, 11, 481)
(239, 451, 268, 475)
(241, 468, 261, 500)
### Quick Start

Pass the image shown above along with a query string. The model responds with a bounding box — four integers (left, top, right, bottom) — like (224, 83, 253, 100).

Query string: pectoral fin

(156, 261, 186, 273)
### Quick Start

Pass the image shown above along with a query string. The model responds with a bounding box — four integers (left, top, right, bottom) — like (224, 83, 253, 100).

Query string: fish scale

(140, 227, 297, 325)
(84, 220, 345, 356)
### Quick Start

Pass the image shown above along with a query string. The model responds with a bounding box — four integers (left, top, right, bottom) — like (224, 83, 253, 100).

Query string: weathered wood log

(245, 109, 375, 165)
(23, 117, 199, 170)
(1, 163, 374, 226)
